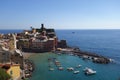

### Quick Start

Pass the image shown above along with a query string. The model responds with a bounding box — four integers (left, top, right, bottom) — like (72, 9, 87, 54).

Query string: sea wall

(55, 47, 111, 64)
(73, 50, 110, 64)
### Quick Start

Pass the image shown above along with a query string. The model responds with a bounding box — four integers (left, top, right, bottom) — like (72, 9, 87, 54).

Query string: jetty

(73, 50, 110, 64)
(55, 47, 111, 64)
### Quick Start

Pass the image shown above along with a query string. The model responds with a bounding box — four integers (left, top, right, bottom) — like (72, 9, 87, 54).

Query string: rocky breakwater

(56, 47, 111, 64)
(73, 49, 111, 64)
(56, 39, 111, 64)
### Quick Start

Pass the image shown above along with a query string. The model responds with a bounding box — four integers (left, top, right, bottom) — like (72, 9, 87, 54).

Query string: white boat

(67, 67, 74, 71)
(83, 67, 96, 75)
(57, 53, 61, 55)
(76, 64, 82, 68)
(73, 70, 80, 74)
(49, 68, 54, 71)
(85, 70, 96, 75)
(69, 53, 74, 56)
(55, 60, 59, 63)
(58, 67, 64, 70)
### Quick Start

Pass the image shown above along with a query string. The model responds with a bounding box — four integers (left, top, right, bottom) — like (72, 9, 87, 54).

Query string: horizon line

(0, 28, 120, 30)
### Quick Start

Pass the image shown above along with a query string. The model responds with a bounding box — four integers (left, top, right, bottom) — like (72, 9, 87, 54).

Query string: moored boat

(49, 68, 54, 71)
(67, 67, 74, 71)
(76, 64, 82, 68)
(73, 70, 80, 74)
(83, 67, 96, 75)
(58, 67, 64, 70)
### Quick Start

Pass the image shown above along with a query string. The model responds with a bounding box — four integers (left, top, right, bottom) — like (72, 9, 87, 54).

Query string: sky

(0, 0, 120, 29)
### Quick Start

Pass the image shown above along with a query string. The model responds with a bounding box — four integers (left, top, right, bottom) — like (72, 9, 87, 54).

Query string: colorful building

(17, 24, 58, 52)
(0, 64, 21, 80)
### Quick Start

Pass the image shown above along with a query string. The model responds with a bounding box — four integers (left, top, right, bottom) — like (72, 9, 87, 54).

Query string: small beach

(23, 52, 37, 59)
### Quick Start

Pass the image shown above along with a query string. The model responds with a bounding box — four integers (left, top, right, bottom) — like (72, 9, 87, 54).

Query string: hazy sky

(0, 0, 120, 29)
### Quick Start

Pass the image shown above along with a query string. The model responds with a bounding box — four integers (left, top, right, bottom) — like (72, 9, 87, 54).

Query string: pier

(55, 47, 111, 64)
(73, 50, 110, 64)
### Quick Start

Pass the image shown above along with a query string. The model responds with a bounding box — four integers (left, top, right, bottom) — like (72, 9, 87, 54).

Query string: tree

(0, 68, 11, 80)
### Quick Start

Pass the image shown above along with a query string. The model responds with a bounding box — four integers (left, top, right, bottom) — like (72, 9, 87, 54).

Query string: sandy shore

(22, 52, 37, 59)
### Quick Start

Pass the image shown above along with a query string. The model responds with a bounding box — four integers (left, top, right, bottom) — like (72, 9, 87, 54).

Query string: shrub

(0, 67, 11, 80)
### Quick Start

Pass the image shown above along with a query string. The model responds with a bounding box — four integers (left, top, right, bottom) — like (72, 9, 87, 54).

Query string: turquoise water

(29, 53, 120, 80)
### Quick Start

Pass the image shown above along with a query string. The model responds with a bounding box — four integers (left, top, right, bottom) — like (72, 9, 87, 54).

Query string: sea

(0, 29, 120, 80)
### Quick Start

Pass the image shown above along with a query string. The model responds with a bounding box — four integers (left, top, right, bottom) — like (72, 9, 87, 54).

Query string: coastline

(22, 52, 36, 79)
(0, 29, 120, 80)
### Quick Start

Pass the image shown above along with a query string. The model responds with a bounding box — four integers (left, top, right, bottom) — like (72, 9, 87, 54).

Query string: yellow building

(0, 64, 21, 80)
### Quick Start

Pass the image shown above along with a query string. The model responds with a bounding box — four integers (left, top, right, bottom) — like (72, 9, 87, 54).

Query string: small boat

(58, 67, 64, 70)
(76, 64, 82, 68)
(83, 67, 96, 75)
(49, 68, 54, 71)
(69, 53, 74, 56)
(72, 32, 75, 34)
(85, 70, 96, 75)
(56, 64, 61, 67)
(55, 61, 61, 66)
(57, 53, 61, 55)
(73, 70, 79, 74)
(67, 67, 74, 71)
(82, 55, 89, 60)
(55, 60, 60, 63)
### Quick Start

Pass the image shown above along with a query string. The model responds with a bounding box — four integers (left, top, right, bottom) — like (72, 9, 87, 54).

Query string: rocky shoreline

(21, 53, 35, 80)
(24, 59, 35, 78)
(21, 59, 35, 80)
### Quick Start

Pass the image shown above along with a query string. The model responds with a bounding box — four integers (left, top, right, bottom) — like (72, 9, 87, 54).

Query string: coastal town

(0, 24, 111, 80)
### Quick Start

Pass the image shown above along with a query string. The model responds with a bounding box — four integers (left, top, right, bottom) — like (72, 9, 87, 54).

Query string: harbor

(0, 26, 115, 80)
(28, 52, 119, 80)
(47, 53, 99, 75)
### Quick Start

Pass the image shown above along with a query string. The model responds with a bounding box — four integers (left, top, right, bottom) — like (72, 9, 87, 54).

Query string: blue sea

(1, 29, 120, 80)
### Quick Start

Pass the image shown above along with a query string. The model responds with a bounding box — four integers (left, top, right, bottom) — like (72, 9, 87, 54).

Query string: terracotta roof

(0, 64, 20, 70)
(0, 64, 10, 70)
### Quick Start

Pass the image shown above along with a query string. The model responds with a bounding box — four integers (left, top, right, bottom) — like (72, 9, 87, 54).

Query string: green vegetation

(0, 68, 11, 80)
